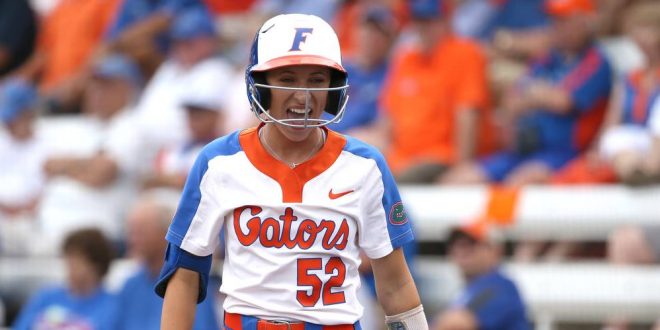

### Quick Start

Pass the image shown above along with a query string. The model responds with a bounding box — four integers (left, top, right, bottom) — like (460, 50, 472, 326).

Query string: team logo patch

(389, 202, 408, 225)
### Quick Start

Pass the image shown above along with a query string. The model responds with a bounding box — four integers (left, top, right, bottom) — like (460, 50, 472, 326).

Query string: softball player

(155, 13, 427, 329)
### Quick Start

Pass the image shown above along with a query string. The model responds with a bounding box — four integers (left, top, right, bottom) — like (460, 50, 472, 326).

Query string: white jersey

(166, 126, 414, 324)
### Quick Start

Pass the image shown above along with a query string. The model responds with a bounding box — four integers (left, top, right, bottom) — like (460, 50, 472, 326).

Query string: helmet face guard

(244, 14, 350, 128)
(247, 83, 349, 128)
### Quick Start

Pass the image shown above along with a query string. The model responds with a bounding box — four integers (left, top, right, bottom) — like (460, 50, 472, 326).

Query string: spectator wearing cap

(132, 6, 232, 161)
(114, 191, 219, 330)
(0, 78, 50, 256)
(143, 64, 230, 190)
(379, 0, 494, 183)
(433, 221, 530, 330)
(39, 54, 145, 252)
(324, 6, 398, 137)
(0, 0, 37, 77)
(11, 0, 121, 113)
(443, 0, 613, 187)
(103, 0, 207, 78)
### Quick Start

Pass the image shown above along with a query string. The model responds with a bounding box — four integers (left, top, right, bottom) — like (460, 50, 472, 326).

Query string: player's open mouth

(286, 108, 313, 125)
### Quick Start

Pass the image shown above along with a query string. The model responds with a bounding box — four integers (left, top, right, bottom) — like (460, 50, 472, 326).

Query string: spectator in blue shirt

(115, 191, 219, 330)
(103, 0, 207, 77)
(12, 228, 118, 330)
(433, 221, 529, 330)
(442, 0, 613, 186)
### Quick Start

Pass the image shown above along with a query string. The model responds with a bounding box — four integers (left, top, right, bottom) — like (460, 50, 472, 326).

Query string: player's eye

(278, 76, 295, 84)
(309, 76, 329, 86)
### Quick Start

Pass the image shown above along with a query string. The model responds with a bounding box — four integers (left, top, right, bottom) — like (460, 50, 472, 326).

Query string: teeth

(289, 108, 310, 114)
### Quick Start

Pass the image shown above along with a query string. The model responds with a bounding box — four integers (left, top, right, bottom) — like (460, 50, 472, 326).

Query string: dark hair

(62, 228, 115, 278)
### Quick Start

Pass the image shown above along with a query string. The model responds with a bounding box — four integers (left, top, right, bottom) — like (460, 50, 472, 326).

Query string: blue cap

(0, 79, 38, 124)
(92, 54, 143, 87)
(409, 0, 443, 19)
(361, 6, 398, 34)
(170, 7, 217, 40)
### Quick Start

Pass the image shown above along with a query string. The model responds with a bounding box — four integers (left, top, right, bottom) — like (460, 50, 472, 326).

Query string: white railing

(417, 258, 660, 328)
(402, 185, 660, 241)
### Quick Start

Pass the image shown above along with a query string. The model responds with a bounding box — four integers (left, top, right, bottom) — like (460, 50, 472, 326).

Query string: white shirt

(133, 57, 234, 157)
(37, 109, 141, 246)
(0, 130, 48, 209)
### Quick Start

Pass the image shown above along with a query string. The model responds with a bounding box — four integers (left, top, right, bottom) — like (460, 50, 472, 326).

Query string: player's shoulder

(197, 130, 244, 161)
(339, 133, 387, 164)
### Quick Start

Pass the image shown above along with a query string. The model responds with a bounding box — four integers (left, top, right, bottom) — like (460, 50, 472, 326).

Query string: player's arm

(162, 268, 199, 330)
(371, 248, 428, 329)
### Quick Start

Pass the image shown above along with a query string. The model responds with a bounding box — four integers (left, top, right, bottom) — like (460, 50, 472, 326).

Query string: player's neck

(260, 124, 325, 168)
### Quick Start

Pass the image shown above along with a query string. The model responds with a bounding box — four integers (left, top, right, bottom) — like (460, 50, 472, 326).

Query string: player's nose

(291, 89, 310, 105)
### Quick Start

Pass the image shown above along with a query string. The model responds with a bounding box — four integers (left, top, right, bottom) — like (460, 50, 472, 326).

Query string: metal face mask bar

(250, 83, 350, 128)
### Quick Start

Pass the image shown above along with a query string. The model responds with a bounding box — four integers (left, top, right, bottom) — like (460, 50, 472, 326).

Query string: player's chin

(281, 120, 317, 142)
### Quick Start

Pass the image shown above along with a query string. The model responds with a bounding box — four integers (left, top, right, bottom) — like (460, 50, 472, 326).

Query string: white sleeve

(358, 163, 394, 259)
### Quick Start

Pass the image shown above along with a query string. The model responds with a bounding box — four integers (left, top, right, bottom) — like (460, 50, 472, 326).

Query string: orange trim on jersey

(239, 125, 347, 203)
(225, 312, 243, 330)
(485, 186, 520, 225)
(252, 55, 346, 73)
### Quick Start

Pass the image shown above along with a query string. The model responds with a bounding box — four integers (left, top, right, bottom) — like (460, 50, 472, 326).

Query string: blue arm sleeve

(154, 243, 212, 303)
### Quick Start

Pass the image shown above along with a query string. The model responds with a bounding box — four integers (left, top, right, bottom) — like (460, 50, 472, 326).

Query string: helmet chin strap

(250, 83, 349, 128)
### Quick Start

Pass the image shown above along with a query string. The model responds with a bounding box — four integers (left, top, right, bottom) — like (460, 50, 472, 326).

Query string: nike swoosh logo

(329, 189, 354, 200)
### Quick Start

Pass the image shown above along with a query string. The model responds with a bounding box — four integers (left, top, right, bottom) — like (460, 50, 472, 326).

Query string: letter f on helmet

(290, 28, 314, 51)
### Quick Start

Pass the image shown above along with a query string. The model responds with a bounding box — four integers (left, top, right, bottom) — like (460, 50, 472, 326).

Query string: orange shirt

(381, 35, 493, 174)
(37, 0, 120, 90)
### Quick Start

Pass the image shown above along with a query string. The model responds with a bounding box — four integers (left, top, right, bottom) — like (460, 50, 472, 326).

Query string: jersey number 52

(297, 257, 346, 306)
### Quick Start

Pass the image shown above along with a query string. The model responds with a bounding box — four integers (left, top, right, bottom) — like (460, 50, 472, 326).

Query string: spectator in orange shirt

(378, 0, 493, 183)
(14, 0, 120, 114)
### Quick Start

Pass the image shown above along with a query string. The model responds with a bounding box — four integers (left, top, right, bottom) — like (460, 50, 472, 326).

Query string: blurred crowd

(1, 0, 660, 328)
